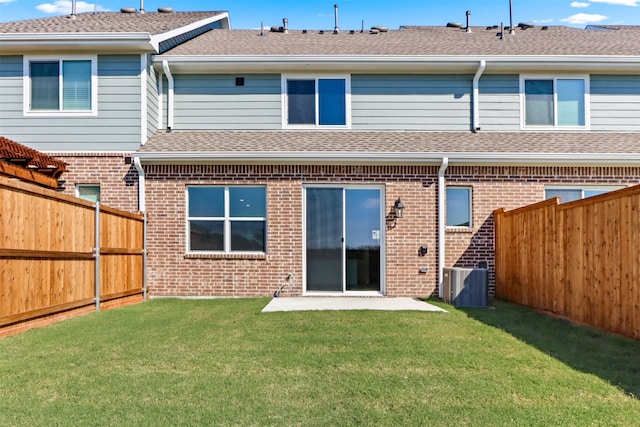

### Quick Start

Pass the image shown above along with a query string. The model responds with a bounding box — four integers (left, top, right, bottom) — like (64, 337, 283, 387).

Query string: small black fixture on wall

(394, 198, 405, 218)
(418, 246, 428, 256)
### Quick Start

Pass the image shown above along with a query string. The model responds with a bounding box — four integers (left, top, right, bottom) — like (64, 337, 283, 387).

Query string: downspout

(438, 157, 449, 298)
(133, 157, 147, 301)
(472, 59, 486, 132)
(133, 157, 145, 212)
(162, 60, 174, 130)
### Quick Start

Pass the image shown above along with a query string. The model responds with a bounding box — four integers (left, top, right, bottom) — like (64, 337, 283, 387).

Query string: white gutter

(134, 151, 640, 165)
(153, 55, 640, 74)
(0, 33, 155, 53)
(133, 157, 146, 212)
(162, 60, 174, 130)
(472, 60, 486, 132)
(437, 157, 449, 299)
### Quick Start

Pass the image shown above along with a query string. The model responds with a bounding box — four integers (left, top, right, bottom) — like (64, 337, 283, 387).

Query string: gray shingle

(159, 25, 640, 57)
(138, 131, 640, 156)
(0, 11, 225, 34)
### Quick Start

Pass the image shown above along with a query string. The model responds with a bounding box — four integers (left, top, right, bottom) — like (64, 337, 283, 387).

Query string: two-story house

(1, 11, 639, 298)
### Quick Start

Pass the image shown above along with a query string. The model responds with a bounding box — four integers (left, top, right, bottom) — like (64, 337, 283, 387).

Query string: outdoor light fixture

(394, 198, 405, 219)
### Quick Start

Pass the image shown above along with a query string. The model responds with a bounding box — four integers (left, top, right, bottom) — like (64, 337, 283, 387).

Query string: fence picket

(0, 176, 144, 335)
(494, 185, 640, 340)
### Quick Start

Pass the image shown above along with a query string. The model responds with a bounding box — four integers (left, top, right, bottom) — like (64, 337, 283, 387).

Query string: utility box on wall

(442, 268, 488, 307)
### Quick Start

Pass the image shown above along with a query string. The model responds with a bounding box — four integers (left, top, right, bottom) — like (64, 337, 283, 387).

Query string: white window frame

(23, 55, 98, 117)
(76, 184, 101, 203)
(446, 186, 473, 229)
(281, 74, 352, 129)
(519, 74, 590, 130)
(544, 185, 623, 203)
(186, 185, 267, 254)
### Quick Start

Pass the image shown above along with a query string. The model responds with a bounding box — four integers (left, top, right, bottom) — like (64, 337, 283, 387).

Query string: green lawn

(0, 298, 638, 426)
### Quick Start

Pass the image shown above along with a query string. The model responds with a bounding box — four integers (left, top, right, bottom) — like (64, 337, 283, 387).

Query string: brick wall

(446, 165, 640, 294)
(52, 152, 139, 213)
(144, 164, 440, 297)
(69, 161, 640, 298)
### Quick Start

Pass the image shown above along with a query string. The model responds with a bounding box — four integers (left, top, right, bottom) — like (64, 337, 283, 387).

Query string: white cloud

(570, 1, 591, 7)
(533, 18, 554, 24)
(561, 13, 609, 23)
(590, 0, 639, 5)
(0, 0, 15, 3)
(36, 0, 108, 14)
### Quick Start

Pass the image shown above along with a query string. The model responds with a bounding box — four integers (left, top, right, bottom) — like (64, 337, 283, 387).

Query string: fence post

(95, 202, 101, 312)
(143, 211, 147, 302)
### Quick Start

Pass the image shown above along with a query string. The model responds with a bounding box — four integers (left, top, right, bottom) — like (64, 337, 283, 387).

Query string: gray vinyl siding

(0, 54, 141, 151)
(146, 55, 159, 139)
(351, 75, 472, 130)
(478, 74, 520, 131)
(0, 56, 22, 133)
(590, 75, 640, 131)
(171, 74, 281, 130)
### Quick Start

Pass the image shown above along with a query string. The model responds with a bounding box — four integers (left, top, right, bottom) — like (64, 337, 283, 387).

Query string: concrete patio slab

(261, 297, 447, 313)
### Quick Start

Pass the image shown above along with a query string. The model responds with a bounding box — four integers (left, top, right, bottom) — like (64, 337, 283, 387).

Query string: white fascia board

(135, 151, 640, 166)
(149, 12, 230, 52)
(153, 55, 640, 73)
(0, 33, 153, 53)
(153, 56, 479, 73)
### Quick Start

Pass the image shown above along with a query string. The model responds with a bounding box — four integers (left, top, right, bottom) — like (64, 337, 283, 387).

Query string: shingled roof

(0, 11, 226, 34)
(160, 25, 640, 57)
(137, 131, 640, 165)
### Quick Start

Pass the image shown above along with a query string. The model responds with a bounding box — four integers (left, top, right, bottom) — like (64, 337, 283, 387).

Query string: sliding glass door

(305, 186, 383, 294)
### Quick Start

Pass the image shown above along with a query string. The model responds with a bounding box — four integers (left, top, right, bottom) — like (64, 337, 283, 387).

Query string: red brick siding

(144, 165, 440, 297)
(55, 158, 640, 298)
(52, 152, 139, 213)
(445, 166, 640, 294)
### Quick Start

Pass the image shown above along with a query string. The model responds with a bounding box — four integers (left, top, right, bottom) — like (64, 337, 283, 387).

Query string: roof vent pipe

(283, 18, 288, 34)
(466, 10, 471, 33)
(509, 0, 515, 35)
(139, 0, 144, 13)
(70, 0, 77, 19)
(334, 4, 340, 34)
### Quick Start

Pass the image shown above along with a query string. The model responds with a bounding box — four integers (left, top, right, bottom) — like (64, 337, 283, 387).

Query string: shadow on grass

(457, 299, 640, 399)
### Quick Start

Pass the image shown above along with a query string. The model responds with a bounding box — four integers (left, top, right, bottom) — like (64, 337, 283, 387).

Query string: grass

(0, 298, 638, 426)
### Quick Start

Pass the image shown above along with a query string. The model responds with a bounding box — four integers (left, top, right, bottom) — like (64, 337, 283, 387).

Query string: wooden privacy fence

(0, 175, 146, 335)
(494, 185, 640, 340)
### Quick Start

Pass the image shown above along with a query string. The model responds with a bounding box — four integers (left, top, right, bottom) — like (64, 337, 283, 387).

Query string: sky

(0, 0, 638, 28)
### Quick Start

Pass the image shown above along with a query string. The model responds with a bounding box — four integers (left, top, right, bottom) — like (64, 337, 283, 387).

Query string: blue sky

(1, 0, 638, 27)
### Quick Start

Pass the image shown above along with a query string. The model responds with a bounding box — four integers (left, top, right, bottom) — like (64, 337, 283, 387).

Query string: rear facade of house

(1, 12, 639, 298)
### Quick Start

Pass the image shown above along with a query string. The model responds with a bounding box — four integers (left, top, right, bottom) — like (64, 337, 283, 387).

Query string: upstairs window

(283, 76, 350, 128)
(522, 76, 588, 128)
(24, 56, 97, 115)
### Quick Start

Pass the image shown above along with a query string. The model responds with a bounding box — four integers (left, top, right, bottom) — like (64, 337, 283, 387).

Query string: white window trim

(76, 184, 101, 203)
(186, 186, 267, 254)
(23, 54, 98, 117)
(281, 74, 352, 129)
(445, 186, 473, 229)
(519, 74, 590, 131)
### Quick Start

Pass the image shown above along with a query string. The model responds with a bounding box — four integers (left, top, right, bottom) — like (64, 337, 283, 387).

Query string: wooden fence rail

(494, 185, 640, 340)
(0, 176, 145, 336)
